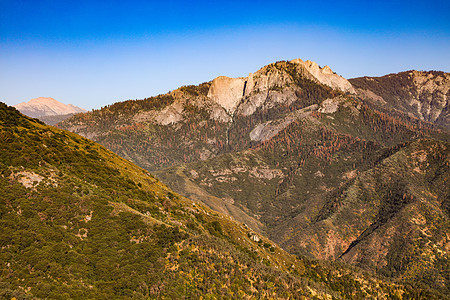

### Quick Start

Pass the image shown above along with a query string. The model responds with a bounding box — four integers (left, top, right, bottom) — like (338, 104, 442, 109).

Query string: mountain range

(1, 58, 449, 298)
(58, 59, 449, 296)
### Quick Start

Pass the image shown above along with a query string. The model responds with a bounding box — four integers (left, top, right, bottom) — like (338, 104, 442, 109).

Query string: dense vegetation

(1, 102, 435, 299)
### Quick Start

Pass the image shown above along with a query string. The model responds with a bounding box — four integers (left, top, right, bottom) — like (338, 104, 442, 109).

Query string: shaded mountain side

(350, 71, 450, 129)
(156, 164, 266, 235)
(2, 102, 434, 299)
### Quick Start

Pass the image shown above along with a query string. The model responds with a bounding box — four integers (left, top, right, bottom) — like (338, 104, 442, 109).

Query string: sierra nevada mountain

(13, 97, 87, 124)
(57, 58, 450, 294)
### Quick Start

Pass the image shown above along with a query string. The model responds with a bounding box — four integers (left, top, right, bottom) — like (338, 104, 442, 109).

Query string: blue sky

(1, 0, 449, 109)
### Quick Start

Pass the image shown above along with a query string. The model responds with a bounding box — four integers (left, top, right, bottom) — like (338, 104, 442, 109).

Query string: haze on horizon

(1, 0, 449, 110)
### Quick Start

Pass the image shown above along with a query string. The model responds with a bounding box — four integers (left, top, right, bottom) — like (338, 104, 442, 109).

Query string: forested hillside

(350, 71, 450, 129)
(2, 102, 438, 299)
(155, 97, 449, 293)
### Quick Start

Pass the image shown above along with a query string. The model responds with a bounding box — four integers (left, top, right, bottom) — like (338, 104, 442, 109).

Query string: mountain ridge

(350, 70, 450, 129)
(13, 97, 87, 119)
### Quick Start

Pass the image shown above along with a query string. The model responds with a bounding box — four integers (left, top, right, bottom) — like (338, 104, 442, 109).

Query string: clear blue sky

(1, 0, 449, 110)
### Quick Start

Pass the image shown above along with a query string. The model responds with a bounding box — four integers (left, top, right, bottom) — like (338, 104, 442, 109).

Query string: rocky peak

(290, 58, 356, 94)
(322, 65, 334, 75)
(207, 66, 296, 116)
(205, 59, 355, 116)
(14, 97, 87, 118)
(207, 76, 246, 114)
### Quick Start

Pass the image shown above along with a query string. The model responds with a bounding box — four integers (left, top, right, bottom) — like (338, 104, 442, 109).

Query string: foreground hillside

(2, 102, 438, 299)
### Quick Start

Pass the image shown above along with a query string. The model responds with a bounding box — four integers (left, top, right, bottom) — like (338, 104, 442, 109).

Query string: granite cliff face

(207, 76, 246, 114)
(13, 97, 87, 119)
(350, 71, 450, 129)
(291, 59, 356, 94)
(205, 58, 355, 117)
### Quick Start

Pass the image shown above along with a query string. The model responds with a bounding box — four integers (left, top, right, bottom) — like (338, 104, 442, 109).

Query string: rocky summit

(13, 97, 87, 119)
(207, 58, 355, 117)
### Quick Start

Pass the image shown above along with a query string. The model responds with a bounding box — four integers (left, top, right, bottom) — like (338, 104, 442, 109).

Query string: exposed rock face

(207, 76, 246, 114)
(237, 68, 302, 116)
(133, 88, 232, 125)
(290, 59, 356, 94)
(410, 71, 449, 124)
(206, 59, 355, 117)
(249, 104, 318, 142)
(154, 98, 185, 125)
(9, 171, 44, 189)
(318, 97, 344, 114)
(14, 97, 87, 118)
(350, 71, 450, 129)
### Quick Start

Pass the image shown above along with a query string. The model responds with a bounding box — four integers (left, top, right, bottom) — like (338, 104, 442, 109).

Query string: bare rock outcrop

(249, 104, 318, 142)
(206, 59, 355, 118)
(154, 98, 185, 125)
(290, 59, 356, 94)
(237, 68, 302, 116)
(410, 71, 449, 123)
(207, 76, 246, 114)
